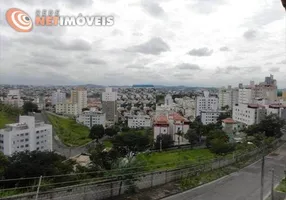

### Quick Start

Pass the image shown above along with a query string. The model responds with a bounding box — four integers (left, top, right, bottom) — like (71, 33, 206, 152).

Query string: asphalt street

(163, 142, 286, 200)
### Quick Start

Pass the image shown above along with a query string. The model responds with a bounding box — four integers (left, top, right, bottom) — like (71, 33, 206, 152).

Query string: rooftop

(222, 118, 236, 124)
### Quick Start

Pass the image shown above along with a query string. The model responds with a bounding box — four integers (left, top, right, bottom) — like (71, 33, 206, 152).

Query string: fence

(1, 139, 283, 200)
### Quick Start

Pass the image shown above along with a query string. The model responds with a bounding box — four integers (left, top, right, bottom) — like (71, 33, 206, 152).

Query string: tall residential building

(232, 104, 267, 126)
(218, 85, 237, 109)
(164, 94, 173, 106)
(0, 116, 52, 156)
(70, 88, 87, 114)
(195, 91, 219, 116)
(55, 103, 78, 116)
(128, 115, 152, 129)
(200, 110, 227, 125)
(76, 111, 106, 128)
(51, 89, 66, 105)
(238, 88, 255, 104)
(102, 87, 118, 123)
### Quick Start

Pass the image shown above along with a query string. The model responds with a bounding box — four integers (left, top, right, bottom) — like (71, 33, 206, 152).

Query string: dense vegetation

(0, 103, 22, 128)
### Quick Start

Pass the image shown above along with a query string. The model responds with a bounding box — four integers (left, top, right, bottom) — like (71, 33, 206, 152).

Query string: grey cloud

(176, 63, 201, 70)
(243, 29, 257, 40)
(133, 32, 143, 37)
(125, 64, 145, 69)
(111, 29, 124, 36)
(190, 0, 226, 14)
(265, 62, 272, 65)
(216, 66, 240, 74)
(33, 58, 70, 67)
(173, 73, 193, 79)
(53, 39, 92, 51)
(219, 46, 231, 51)
(104, 72, 124, 77)
(126, 37, 170, 55)
(244, 66, 261, 73)
(84, 58, 106, 65)
(141, 0, 165, 17)
(277, 60, 286, 64)
(269, 67, 280, 72)
(188, 47, 213, 57)
(18, 36, 92, 51)
(19, 0, 93, 8)
(29, 51, 71, 67)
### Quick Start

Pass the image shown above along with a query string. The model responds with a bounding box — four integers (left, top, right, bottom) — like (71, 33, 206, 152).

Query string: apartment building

(232, 104, 267, 126)
(238, 88, 254, 105)
(200, 110, 226, 125)
(4, 89, 24, 108)
(102, 87, 118, 123)
(77, 110, 106, 128)
(264, 104, 286, 120)
(51, 89, 66, 105)
(218, 86, 239, 109)
(128, 115, 152, 129)
(0, 116, 52, 156)
(55, 103, 78, 116)
(71, 88, 87, 115)
(195, 91, 219, 116)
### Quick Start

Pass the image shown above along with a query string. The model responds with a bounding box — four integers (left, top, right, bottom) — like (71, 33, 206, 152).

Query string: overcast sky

(0, 0, 285, 87)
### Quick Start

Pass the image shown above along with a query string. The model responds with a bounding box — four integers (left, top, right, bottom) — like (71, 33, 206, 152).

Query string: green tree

(3, 151, 74, 188)
(155, 134, 174, 149)
(259, 114, 285, 138)
(89, 143, 119, 170)
(206, 129, 229, 148)
(112, 131, 150, 154)
(185, 129, 199, 148)
(22, 101, 38, 114)
(105, 127, 118, 137)
(89, 125, 105, 142)
(210, 138, 235, 155)
(0, 152, 8, 177)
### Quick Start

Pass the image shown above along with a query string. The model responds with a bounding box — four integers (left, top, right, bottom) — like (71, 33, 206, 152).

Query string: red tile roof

(222, 118, 236, 124)
(154, 115, 169, 125)
(168, 113, 189, 122)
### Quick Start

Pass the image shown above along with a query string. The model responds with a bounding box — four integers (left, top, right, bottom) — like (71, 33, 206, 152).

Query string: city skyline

(1, 0, 285, 87)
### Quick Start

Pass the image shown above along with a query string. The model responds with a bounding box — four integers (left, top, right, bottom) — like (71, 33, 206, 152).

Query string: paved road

(163, 142, 286, 200)
(34, 112, 92, 158)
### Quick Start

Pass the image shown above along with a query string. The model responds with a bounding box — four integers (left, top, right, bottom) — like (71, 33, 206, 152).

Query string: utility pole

(271, 168, 274, 200)
(159, 134, 162, 152)
(260, 155, 265, 200)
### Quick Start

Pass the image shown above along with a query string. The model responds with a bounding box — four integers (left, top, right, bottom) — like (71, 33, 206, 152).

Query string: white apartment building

(76, 110, 106, 128)
(4, 89, 24, 108)
(51, 89, 66, 105)
(238, 88, 255, 105)
(264, 104, 286, 120)
(55, 103, 78, 116)
(195, 91, 219, 116)
(232, 104, 267, 126)
(164, 94, 173, 106)
(71, 88, 87, 115)
(0, 116, 52, 156)
(218, 86, 239, 109)
(200, 110, 226, 125)
(128, 115, 152, 129)
(102, 87, 118, 123)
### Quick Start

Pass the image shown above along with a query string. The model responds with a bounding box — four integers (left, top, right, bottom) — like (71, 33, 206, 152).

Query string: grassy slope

(137, 148, 215, 171)
(0, 112, 17, 129)
(47, 114, 91, 146)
